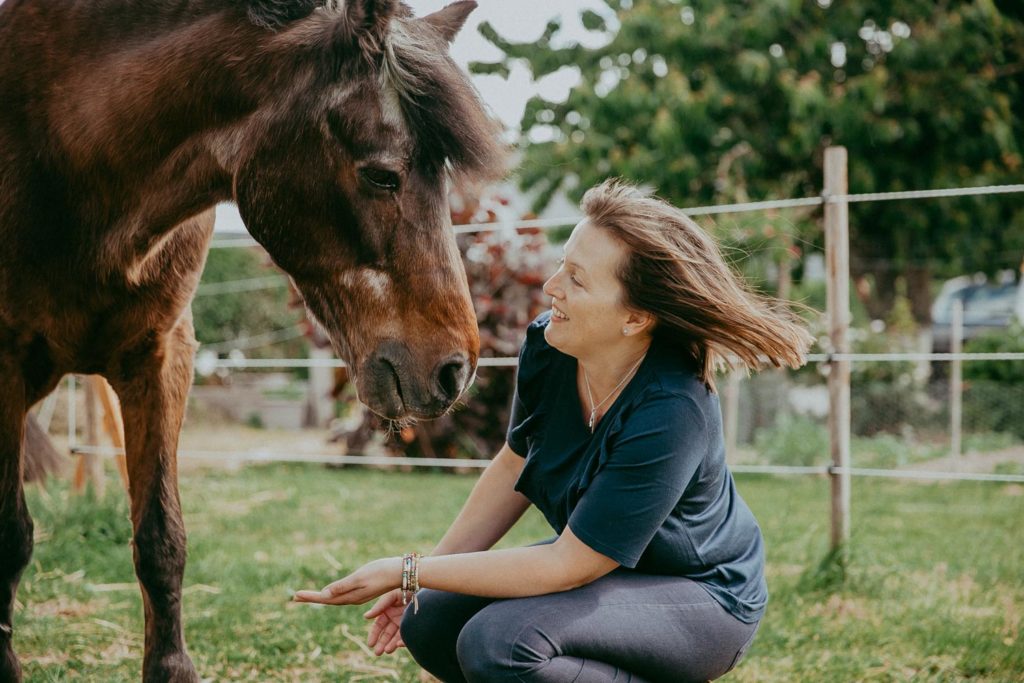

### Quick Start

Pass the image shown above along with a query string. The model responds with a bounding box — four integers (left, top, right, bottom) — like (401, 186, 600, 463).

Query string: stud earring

(622, 327, 629, 335)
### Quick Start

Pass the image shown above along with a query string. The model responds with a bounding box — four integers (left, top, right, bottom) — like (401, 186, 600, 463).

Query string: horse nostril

(435, 356, 470, 404)
(379, 356, 405, 407)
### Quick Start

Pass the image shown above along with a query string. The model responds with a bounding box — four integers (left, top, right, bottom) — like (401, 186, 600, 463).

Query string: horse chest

(4, 261, 200, 375)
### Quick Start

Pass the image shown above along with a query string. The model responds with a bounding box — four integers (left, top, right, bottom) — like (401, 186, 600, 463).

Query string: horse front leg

(111, 322, 199, 683)
(0, 377, 30, 683)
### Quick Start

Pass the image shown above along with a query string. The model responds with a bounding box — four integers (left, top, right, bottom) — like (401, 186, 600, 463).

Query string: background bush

(962, 325, 1024, 440)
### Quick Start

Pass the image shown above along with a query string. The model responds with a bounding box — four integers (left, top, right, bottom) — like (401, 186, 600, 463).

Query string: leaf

(580, 9, 608, 33)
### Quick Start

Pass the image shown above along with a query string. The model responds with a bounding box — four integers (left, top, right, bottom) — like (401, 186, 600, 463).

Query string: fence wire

(208, 182, 1024, 248)
(60, 180, 1024, 484)
(65, 445, 1024, 484)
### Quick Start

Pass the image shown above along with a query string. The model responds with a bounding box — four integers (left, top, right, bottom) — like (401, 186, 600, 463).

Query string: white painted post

(951, 299, 964, 457)
(67, 374, 76, 447)
(824, 146, 851, 557)
(305, 346, 336, 428)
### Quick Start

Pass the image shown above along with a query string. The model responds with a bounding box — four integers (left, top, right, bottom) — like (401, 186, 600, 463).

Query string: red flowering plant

(328, 186, 561, 461)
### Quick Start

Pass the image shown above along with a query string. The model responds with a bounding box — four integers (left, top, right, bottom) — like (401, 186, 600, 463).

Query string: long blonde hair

(581, 179, 814, 391)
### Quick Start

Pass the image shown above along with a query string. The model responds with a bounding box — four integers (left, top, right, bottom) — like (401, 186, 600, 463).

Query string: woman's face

(542, 219, 638, 358)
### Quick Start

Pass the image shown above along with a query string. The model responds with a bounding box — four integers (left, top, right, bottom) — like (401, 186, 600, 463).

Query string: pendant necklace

(582, 354, 646, 433)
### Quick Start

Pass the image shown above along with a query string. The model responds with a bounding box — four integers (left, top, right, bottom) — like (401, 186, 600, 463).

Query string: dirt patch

(806, 594, 878, 624)
(907, 445, 1024, 475)
(28, 595, 102, 619)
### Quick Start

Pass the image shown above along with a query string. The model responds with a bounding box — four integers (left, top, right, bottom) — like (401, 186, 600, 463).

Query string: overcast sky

(405, 0, 611, 130)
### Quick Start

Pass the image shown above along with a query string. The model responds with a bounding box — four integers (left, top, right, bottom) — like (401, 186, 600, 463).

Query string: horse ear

(422, 1, 476, 43)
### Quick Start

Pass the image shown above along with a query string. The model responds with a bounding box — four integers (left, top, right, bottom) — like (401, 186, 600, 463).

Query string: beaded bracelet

(401, 552, 421, 613)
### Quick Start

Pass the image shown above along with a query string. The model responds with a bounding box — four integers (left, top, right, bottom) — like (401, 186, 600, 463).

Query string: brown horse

(0, 0, 505, 679)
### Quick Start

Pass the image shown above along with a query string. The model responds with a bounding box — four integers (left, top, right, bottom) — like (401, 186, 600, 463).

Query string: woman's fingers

(367, 614, 394, 648)
(384, 631, 404, 653)
(373, 621, 400, 655)
(321, 577, 351, 596)
(293, 587, 365, 605)
(292, 589, 326, 603)
(367, 618, 382, 648)
(364, 592, 397, 619)
(294, 576, 348, 603)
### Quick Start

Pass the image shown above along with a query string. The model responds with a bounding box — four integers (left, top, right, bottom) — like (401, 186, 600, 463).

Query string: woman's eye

(359, 167, 401, 192)
(570, 274, 582, 286)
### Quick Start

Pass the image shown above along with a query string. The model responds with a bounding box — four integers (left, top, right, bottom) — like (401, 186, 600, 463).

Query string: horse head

(232, 0, 506, 420)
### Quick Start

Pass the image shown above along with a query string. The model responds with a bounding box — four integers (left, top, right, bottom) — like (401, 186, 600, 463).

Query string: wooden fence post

(71, 376, 130, 495)
(723, 369, 741, 462)
(951, 299, 964, 457)
(73, 376, 106, 498)
(825, 146, 851, 558)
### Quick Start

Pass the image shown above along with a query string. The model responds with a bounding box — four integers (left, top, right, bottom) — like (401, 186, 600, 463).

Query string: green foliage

(191, 247, 307, 361)
(476, 0, 1024, 318)
(994, 460, 1024, 475)
(963, 379, 1024, 440)
(754, 413, 829, 466)
(964, 323, 1024, 384)
(245, 412, 265, 429)
(850, 433, 947, 468)
(961, 324, 1024, 438)
(844, 295, 937, 436)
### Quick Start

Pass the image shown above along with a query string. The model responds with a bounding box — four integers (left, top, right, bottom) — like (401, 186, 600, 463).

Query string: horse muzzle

(359, 340, 474, 419)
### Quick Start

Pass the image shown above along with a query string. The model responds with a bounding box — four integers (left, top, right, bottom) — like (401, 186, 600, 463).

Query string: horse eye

(359, 167, 401, 192)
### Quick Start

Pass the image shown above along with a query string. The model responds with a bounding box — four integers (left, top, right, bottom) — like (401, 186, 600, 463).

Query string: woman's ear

(625, 309, 656, 336)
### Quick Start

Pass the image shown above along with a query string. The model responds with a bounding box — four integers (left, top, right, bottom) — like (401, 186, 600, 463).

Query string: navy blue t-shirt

(506, 312, 768, 623)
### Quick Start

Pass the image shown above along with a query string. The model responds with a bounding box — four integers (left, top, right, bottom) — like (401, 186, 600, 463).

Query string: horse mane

(247, 0, 323, 31)
(248, 0, 508, 183)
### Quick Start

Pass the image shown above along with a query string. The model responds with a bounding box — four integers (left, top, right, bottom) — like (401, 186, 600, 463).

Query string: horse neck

(45, 6, 300, 178)
(15, 1, 318, 273)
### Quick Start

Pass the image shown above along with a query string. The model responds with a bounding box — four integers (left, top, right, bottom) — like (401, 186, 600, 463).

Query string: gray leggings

(400, 569, 759, 683)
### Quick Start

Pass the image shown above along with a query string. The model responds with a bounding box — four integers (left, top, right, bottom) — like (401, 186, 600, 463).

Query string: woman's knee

(456, 604, 558, 682)
(402, 589, 498, 683)
(399, 590, 444, 655)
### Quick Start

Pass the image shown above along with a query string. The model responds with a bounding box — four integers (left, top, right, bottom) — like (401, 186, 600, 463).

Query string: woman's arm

(294, 526, 619, 606)
(419, 526, 619, 597)
(429, 442, 532, 556)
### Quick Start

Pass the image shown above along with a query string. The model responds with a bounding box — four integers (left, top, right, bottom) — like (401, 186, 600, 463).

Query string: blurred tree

(191, 246, 307, 364)
(474, 0, 1024, 323)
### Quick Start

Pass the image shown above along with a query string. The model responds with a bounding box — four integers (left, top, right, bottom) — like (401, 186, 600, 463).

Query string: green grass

(15, 465, 1024, 682)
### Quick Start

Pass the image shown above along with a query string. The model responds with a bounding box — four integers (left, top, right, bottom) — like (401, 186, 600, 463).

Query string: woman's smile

(551, 303, 570, 321)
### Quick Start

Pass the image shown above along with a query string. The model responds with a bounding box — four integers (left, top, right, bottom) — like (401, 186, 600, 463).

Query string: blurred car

(930, 273, 1024, 353)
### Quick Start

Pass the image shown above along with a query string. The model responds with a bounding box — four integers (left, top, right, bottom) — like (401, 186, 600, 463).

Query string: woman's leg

(401, 538, 560, 682)
(400, 588, 497, 683)
(454, 570, 759, 683)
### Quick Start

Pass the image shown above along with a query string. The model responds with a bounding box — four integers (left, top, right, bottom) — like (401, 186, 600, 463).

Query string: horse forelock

(259, 1, 506, 182)
(380, 17, 508, 183)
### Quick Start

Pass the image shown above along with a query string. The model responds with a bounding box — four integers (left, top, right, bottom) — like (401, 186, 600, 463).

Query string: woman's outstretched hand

(364, 588, 408, 655)
(293, 557, 402, 607)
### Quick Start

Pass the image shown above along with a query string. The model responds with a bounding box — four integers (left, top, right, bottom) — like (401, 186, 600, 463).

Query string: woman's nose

(542, 273, 558, 298)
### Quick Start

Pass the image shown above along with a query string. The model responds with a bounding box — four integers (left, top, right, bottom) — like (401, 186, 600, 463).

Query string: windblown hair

(581, 179, 814, 391)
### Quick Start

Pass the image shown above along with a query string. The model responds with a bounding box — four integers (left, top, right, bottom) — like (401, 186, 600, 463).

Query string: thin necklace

(582, 353, 646, 433)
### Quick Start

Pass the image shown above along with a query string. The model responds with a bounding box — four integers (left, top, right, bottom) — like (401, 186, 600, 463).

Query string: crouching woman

(295, 179, 813, 682)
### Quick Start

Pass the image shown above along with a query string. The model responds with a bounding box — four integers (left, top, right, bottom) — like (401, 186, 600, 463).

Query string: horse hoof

(144, 652, 199, 683)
